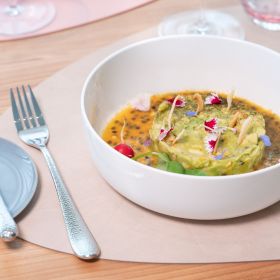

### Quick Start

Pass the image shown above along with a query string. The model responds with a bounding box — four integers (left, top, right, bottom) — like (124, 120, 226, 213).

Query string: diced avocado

(149, 97, 266, 176)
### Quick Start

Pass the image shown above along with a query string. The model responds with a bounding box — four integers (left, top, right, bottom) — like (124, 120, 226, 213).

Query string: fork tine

(28, 85, 46, 126)
(10, 89, 24, 132)
(22, 86, 37, 128)
(16, 87, 30, 129)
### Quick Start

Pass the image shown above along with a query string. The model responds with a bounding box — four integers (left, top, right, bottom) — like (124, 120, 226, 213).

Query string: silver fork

(10, 85, 101, 260)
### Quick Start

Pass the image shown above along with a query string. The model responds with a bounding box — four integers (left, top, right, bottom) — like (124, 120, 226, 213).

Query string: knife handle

(0, 194, 18, 242)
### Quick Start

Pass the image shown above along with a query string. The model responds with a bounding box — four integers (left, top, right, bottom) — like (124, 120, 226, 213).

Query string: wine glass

(0, 0, 56, 36)
(158, 0, 245, 39)
(241, 0, 280, 31)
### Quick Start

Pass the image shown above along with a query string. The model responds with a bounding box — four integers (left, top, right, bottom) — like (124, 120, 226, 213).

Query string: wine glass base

(158, 10, 245, 39)
(0, 0, 56, 36)
(252, 18, 280, 31)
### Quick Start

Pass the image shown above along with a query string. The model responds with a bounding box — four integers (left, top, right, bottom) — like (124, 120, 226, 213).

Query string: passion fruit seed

(114, 143, 135, 158)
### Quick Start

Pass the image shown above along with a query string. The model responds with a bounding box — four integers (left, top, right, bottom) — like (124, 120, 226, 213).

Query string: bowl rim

(81, 34, 280, 181)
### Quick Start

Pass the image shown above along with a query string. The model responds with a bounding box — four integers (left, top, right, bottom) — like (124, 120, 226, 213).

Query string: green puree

(149, 94, 266, 176)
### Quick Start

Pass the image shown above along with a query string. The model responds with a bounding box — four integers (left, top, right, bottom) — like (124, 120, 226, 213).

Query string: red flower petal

(158, 128, 173, 141)
(208, 140, 217, 150)
(205, 94, 222, 105)
(167, 97, 186, 107)
(204, 133, 219, 153)
(211, 96, 222, 104)
(204, 118, 218, 132)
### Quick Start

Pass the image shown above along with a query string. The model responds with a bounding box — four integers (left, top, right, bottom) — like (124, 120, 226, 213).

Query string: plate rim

(0, 137, 38, 218)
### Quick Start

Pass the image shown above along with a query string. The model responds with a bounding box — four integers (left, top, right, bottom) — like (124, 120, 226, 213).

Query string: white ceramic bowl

(81, 35, 280, 220)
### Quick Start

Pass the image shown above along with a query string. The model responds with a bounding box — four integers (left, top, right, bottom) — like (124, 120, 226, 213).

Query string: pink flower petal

(158, 128, 173, 141)
(205, 93, 222, 105)
(167, 97, 186, 107)
(204, 133, 219, 153)
(204, 118, 218, 132)
(130, 94, 151, 111)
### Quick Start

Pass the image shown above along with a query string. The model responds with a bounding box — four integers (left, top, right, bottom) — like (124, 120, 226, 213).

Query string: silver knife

(0, 192, 18, 242)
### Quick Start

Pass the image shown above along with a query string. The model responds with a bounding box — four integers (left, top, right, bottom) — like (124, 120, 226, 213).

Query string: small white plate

(0, 138, 38, 217)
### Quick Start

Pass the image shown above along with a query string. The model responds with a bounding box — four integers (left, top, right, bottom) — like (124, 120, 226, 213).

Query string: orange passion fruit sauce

(102, 91, 280, 171)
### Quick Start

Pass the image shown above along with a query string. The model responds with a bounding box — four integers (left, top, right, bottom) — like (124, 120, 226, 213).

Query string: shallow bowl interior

(84, 36, 280, 135)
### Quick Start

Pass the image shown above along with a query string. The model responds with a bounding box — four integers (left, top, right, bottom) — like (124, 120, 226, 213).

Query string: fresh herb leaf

(156, 153, 169, 170)
(166, 161, 185, 174)
(157, 160, 168, 170)
(154, 152, 170, 162)
(184, 169, 206, 176)
(134, 151, 205, 176)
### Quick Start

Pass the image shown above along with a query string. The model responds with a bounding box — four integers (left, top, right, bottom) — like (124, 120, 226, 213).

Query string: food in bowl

(102, 90, 280, 176)
(82, 35, 280, 219)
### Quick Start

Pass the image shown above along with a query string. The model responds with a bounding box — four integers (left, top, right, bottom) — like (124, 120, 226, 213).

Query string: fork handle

(0, 193, 18, 242)
(39, 145, 101, 260)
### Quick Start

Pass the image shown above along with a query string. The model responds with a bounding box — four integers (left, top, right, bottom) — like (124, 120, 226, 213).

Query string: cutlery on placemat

(0, 191, 18, 242)
(10, 85, 101, 260)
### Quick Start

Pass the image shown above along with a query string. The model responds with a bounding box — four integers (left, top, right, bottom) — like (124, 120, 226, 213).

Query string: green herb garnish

(133, 152, 205, 176)
(184, 169, 207, 176)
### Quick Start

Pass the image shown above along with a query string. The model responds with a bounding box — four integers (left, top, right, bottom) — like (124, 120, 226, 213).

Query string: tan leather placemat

(1, 6, 280, 263)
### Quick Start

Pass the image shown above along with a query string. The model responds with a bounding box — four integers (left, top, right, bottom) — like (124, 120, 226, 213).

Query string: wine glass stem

(196, 0, 209, 34)
(6, 0, 21, 16)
